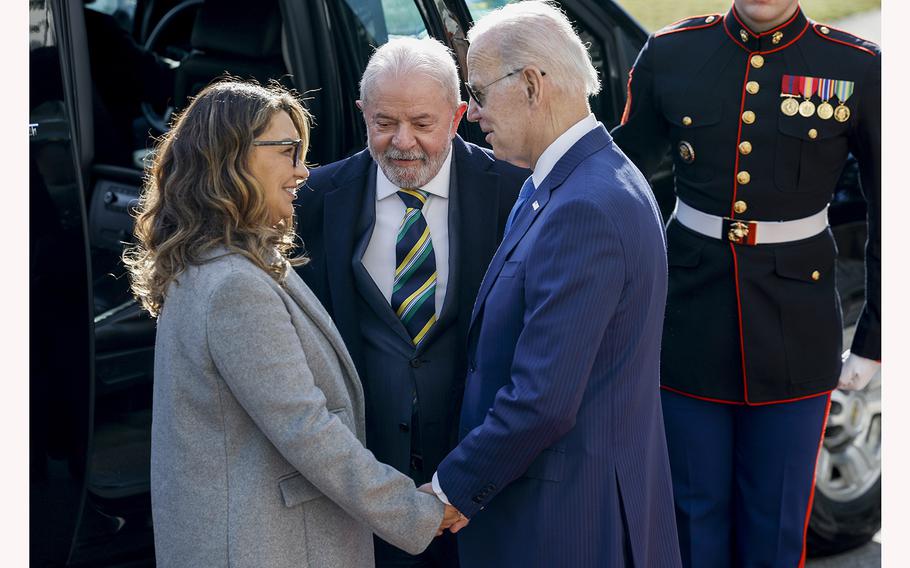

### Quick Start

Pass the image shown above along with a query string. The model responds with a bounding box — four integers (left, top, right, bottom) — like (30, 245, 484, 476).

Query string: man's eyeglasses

(465, 68, 546, 108)
(252, 138, 303, 167)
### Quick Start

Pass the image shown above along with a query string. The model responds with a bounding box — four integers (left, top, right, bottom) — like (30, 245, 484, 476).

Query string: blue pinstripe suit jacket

(436, 125, 682, 567)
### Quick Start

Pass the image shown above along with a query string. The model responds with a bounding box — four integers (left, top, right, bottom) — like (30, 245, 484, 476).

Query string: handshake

(418, 483, 470, 536)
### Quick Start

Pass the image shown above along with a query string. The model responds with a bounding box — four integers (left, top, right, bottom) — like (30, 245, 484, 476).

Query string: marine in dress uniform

(611, 1, 880, 566)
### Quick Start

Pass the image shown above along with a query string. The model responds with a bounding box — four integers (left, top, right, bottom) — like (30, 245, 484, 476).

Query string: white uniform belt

(673, 199, 829, 245)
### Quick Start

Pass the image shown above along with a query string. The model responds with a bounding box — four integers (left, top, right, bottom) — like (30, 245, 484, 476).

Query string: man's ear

(355, 100, 364, 111)
(450, 101, 469, 137)
(522, 67, 545, 105)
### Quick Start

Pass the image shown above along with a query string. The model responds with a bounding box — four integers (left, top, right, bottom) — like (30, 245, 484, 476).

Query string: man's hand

(837, 350, 880, 391)
(419, 483, 470, 535)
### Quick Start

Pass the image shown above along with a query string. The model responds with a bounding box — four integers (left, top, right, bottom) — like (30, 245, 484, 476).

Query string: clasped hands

(418, 483, 469, 536)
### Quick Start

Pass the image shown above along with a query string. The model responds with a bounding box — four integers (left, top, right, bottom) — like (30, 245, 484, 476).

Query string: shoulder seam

(811, 23, 878, 57)
(655, 14, 722, 38)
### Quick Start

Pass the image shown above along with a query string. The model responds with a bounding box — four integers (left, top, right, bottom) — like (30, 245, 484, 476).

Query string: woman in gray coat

(123, 80, 459, 567)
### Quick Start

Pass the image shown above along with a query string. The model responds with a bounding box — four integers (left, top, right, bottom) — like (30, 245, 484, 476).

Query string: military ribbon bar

(818, 78, 835, 101)
(781, 74, 800, 96)
(801, 76, 817, 99)
(834, 79, 855, 103)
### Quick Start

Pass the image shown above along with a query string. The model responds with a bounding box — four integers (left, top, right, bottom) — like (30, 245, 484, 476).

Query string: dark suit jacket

(436, 126, 681, 567)
(295, 136, 526, 476)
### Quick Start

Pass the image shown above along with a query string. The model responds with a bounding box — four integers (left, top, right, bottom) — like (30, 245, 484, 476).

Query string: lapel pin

(532, 201, 539, 210)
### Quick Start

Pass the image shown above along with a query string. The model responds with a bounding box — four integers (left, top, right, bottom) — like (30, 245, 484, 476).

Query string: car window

(342, 0, 428, 42)
(464, 0, 515, 21)
(84, 0, 137, 33)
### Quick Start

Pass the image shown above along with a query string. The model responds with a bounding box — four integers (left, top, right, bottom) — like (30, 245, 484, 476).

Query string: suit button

(409, 358, 422, 368)
(742, 110, 756, 124)
(746, 81, 759, 95)
(737, 171, 751, 185)
(398, 422, 410, 432)
(734, 201, 748, 214)
(739, 141, 753, 155)
(681, 115, 693, 126)
(808, 128, 818, 139)
(811, 270, 821, 281)
(750, 54, 764, 68)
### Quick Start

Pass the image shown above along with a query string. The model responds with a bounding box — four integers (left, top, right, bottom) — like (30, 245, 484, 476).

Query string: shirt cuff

(431, 472, 451, 505)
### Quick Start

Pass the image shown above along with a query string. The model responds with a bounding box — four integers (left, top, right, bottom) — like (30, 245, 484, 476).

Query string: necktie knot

(398, 189, 429, 211)
(504, 177, 536, 236)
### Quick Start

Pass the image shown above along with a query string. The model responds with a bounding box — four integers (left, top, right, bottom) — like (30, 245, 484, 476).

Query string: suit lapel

(321, 151, 377, 356)
(469, 126, 612, 329)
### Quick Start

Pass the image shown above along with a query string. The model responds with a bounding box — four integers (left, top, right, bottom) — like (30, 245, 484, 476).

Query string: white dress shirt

(361, 150, 452, 315)
(431, 113, 600, 506)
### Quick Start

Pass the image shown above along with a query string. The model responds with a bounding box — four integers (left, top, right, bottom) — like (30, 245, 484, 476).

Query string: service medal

(799, 99, 816, 117)
(780, 97, 799, 116)
(816, 78, 835, 120)
(799, 76, 817, 117)
(779, 75, 800, 117)
(833, 79, 855, 123)
(834, 104, 851, 122)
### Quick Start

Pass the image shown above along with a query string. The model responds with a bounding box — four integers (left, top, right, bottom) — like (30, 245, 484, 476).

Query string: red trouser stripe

(798, 393, 833, 568)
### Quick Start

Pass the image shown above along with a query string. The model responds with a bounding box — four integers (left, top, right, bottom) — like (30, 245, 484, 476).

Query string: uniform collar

(723, 5, 808, 52)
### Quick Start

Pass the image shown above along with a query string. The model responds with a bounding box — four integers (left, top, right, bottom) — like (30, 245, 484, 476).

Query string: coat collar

(723, 5, 808, 53)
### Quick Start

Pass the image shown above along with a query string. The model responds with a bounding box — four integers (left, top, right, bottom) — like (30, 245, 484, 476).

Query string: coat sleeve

(847, 55, 881, 361)
(610, 35, 671, 180)
(436, 192, 627, 517)
(205, 269, 444, 554)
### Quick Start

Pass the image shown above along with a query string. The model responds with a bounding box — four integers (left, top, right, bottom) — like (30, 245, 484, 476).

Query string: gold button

(750, 54, 765, 68)
(742, 110, 756, 124)
(734, 200, 748, 214)
(820, 26, 830, 35)
(746, 81, 760, 95)
(739, 141, 753, 155)
(682, 116, 693, 126)
(737, 171, 751, 185)
(705, 15, 715, 23)
(811, 270, 821, 281)
(772, 31, 784, 44)
(808, 128, 818, 139)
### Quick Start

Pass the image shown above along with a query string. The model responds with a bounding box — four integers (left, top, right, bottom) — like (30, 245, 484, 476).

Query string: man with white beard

(294, 37, 525, 568)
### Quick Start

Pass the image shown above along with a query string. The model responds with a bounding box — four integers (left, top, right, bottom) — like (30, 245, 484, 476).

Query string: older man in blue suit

(429, 2, 682, 566)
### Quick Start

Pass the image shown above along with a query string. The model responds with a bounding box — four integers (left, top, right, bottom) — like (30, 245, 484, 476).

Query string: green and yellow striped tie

(392, 189, 436, 346)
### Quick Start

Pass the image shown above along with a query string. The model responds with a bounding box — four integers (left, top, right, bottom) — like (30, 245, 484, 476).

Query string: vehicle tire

(806, 257, 881, 557)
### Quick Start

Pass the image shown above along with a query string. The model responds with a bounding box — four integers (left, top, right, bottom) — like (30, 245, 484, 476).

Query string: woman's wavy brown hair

(123, 80, 312, 317)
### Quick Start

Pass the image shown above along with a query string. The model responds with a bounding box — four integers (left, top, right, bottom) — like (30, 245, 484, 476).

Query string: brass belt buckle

(728, 220, 749, 243)
(723, 218, 755, 245)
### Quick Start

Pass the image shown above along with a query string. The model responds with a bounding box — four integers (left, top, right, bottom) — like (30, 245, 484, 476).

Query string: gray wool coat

(150, 248, 444, 567)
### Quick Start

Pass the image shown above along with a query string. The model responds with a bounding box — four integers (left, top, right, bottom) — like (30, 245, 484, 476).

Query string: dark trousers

(373, 446, 459, 568)
(374, 531, 459, 568)
(661, 389, 831, 568)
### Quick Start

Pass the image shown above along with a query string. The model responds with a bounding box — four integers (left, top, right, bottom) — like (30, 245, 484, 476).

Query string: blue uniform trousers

(661, 389, 831, 568)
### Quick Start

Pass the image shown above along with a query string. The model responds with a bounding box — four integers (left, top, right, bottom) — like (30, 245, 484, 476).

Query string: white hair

(359, 37, 461, 108)
(467, 0, 600, 98)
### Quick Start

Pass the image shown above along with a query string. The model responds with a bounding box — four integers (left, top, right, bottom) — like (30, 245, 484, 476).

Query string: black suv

(29, 0, 879, 565)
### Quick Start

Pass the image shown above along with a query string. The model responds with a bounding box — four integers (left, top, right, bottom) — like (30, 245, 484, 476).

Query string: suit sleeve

(610, 36, 671, 180)
(436, 193, 626, 517)
(847, 56, 881, 361)
(205, 270, 443, 554)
